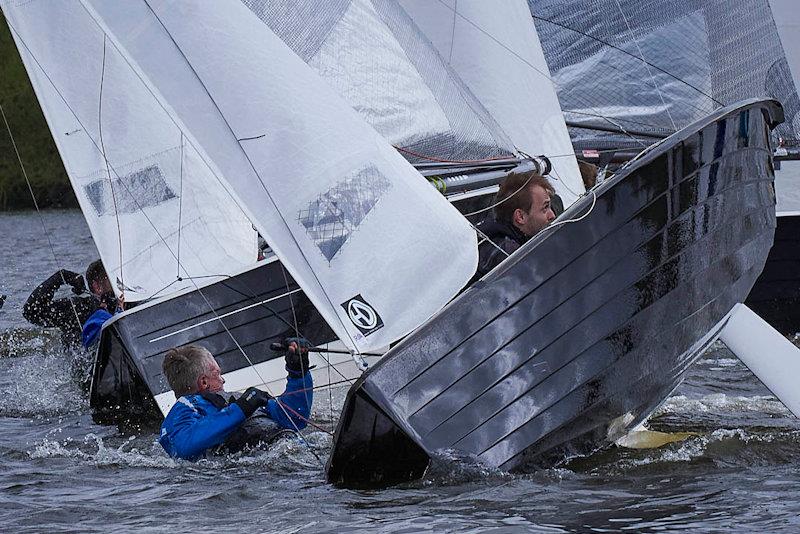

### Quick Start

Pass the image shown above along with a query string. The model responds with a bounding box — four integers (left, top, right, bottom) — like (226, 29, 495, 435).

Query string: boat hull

(89, 258, 337, 423)
(326, 99, 784, 488)
(745, 212, 800, 333)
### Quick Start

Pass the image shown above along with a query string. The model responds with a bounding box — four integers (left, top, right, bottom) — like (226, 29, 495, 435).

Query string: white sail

(84, 0, 478, 352)
(1, 1, 257, 302)
(398, 0, 585, 205)
(241, 0, 519, 166)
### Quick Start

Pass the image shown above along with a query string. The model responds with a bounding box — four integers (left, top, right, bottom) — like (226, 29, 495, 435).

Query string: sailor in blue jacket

(159, 339, 313, 460)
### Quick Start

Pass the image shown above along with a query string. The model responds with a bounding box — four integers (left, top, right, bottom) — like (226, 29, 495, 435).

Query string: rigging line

(98, 35, 126, 294)
(176, 134, 184, 279)
(564, 110, 675, 135)
(530, 13, 724, 107)
(146, 266, 355, 388)
(547, 189, 598, 230)
(461, 171, 535, 218)
(611, 0, 677, 132)
(0, 102, 84, 329)
(74, 2, 265, 246)
(139, 1, 363, 356)
(5, 18, 190, 287)
(448, 0, 457, 63)
(187, 282, 321, 460)
(279, 262, 315, 413)
(432, 0, 650, 151)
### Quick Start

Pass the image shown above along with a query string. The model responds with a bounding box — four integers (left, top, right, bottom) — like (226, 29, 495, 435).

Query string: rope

(98, 36, 126, 297)
(0, 102, 84, 329)
(612, 0, 678, 132)
(176, 134, 185, 279)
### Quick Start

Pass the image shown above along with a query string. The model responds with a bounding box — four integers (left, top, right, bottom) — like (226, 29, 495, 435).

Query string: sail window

(298, 166, 392, 262)
(84, 165, 176, 217)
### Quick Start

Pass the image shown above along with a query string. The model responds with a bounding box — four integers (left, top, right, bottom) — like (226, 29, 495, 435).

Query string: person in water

(159, 340, 314, 460)
(471, 171, 556, 283)
(23, 260, 116, 349)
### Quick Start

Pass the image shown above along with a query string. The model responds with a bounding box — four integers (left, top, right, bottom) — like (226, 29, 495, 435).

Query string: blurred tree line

(0, 14, 76, 210)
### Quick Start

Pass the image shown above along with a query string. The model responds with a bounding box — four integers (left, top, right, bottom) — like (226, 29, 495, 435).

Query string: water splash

(656, 394, 791, 416)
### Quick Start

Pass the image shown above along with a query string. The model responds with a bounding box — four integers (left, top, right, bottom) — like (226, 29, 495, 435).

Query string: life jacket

(201, 392, 292, 453)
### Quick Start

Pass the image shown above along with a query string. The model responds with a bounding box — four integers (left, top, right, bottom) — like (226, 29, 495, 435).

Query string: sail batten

(86, 0, 478, 352)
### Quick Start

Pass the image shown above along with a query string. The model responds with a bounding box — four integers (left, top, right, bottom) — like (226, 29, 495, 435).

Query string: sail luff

(87, 0, 479, 353)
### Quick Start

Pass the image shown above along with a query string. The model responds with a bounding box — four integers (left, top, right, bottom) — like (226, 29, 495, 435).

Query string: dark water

(2, 210, 799, 533)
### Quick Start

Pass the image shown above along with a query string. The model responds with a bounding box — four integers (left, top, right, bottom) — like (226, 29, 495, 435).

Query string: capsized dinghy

(327, 98, 784, 487)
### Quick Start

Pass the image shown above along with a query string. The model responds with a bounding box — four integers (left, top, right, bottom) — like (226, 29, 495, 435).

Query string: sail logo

(342, 295, 384, 336)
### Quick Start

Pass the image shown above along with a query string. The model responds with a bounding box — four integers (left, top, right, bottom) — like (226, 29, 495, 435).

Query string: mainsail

(398, 0, 585, 205)
(84, 0, 478, 353)
(529, 0, 800, 151)
(241, 0, 517, 166)
(1, 1, 257, 302)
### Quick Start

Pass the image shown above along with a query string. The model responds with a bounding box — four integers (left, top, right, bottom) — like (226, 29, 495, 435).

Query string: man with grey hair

(158, 339, 313, 460)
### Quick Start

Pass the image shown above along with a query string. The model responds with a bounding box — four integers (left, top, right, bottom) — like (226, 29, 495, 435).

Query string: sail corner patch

(342, 294, 384, 337)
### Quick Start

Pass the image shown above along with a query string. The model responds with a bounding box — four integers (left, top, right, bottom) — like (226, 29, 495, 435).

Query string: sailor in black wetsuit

(471, 171, 556, 284)
(23, 260, 112, 350)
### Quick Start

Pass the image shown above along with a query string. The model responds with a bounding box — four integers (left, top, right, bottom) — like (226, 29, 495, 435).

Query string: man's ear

(196, 375, 207, 392)
(513, 207, 525, 226)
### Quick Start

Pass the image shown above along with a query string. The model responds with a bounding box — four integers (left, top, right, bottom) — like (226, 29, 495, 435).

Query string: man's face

(90, 277, 113, 297)
(514, 184, 556, 237)
(197, 357, 225, 394)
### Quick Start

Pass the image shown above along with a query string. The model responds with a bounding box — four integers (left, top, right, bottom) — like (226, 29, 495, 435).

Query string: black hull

(89, 258, 334, 423)
(745, 213, 800, 333)
(327, 99, 783, 488)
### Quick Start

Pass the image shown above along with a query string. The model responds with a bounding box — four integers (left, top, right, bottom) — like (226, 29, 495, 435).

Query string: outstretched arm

(23, 270, 83, 327)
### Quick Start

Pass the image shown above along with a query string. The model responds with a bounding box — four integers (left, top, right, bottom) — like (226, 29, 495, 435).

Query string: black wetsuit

(23, 271, 98, 349)
(470, 219, 529, 285)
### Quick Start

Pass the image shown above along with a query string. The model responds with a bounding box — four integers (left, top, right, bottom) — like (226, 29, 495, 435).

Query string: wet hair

(493, 171, 553, 224)
(578, 160, 598, 189)
(85, 259, 109, 288)
(162, 344, 214, 395)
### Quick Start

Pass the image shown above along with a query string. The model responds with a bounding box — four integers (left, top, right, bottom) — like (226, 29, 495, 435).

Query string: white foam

(655, 394, 791, 416)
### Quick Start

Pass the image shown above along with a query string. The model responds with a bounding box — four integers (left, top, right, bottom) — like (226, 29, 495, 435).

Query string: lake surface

(1, 210, 799, 533)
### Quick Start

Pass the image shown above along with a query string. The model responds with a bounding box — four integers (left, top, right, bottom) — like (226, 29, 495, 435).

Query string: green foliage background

(0, 14, 76, 210)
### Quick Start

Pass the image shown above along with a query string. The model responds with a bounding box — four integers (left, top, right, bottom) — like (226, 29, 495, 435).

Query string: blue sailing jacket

(81, 309, 113, 349)
(159, 370, 313, 460)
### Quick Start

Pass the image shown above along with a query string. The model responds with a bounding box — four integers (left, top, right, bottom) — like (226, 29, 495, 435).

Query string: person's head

(578, 160, 598, 189)
(162, 344, 224, 396)
(493, 171, 556, 237)
(85, 259, 112, 296)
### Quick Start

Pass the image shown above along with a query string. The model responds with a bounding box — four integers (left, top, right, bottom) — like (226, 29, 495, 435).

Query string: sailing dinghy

(3, 0, 498, 420)
(327, 97, 784, 486)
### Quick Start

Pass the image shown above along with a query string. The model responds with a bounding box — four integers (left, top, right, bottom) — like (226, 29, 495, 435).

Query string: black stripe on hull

(745, 213, 800, 333)
(89, 259, 335, 423)
(326, 99, 783, 488)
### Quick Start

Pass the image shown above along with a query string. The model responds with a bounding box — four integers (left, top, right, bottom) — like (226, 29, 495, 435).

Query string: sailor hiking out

(159, 339, 313, 460)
